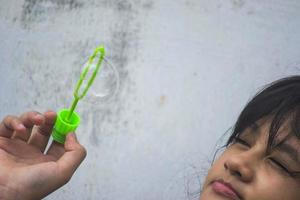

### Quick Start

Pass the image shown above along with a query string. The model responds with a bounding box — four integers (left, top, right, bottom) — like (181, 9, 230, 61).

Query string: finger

(12, 111, 45, 141)
(56, 133, 86, 181)
(0, 115, 26, 138)
(46, 140, 65, 158)
(28, 111, 56, 152)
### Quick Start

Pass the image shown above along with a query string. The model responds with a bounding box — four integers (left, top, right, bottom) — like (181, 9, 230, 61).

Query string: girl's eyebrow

(246, 122, 260, 135)
(250, 122, 260, 132)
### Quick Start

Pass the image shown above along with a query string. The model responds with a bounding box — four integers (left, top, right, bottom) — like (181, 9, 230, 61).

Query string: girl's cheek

(254, 175, 292, 200)
(259, 167, 300, 195)
(202, 155, 227, 187)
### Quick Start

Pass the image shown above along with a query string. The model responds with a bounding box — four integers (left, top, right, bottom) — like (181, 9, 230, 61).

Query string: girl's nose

(224, 152, 255, 182)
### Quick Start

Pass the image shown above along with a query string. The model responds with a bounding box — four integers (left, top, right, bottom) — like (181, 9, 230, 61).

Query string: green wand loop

(51, 46, 106, 144)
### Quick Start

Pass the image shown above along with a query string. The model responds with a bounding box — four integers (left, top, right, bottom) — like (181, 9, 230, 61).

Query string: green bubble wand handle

(51, 46, 106, 143)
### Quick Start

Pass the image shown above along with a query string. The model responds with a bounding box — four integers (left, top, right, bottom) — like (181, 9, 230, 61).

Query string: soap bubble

(74, 57, 120, 105)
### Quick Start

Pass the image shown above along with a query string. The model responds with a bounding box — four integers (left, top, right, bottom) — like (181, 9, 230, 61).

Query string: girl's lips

(211, 180, 241, 200)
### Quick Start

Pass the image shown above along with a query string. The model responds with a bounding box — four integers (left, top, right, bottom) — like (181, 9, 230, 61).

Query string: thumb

(57, 133, 87, 183)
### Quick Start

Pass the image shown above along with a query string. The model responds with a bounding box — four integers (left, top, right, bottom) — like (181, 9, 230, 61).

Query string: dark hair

(227, 75, 300, 156)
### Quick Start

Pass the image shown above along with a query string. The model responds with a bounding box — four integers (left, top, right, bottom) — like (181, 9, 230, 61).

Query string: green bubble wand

(51, 46, 105, 143)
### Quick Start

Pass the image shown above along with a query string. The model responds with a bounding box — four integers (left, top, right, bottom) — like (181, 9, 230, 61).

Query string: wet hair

(227, 76, 300, 151)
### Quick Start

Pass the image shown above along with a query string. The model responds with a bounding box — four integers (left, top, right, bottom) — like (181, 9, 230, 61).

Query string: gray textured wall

(1, 0, 300, 199)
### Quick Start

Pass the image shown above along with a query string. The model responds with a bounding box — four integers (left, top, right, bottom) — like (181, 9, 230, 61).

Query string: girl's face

(200, 119, 300, 200)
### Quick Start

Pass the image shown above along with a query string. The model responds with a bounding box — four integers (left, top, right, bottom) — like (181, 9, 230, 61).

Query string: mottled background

(1, 0, 300, 199)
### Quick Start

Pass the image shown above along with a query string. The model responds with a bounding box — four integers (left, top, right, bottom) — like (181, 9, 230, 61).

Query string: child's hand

(0, 111, 86, 200)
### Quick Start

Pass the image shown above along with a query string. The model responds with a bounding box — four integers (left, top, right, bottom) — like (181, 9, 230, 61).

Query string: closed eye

(268, 158, 290, 173)
(233, 137, 250, 147)
(268, 156, 300, 178)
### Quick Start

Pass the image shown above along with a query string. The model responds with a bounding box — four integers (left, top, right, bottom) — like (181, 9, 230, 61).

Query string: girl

(200, 76, 300, 199)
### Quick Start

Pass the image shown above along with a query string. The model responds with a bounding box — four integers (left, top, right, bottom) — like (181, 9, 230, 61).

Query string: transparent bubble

(74, 57, 120, 105)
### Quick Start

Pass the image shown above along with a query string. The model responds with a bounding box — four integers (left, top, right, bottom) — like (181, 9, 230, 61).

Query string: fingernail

(68, 132, 78, 142)
(72, 133, 78, 141)
(18, 124, 26, 130)
(34, 114, 45, 123)
(35, 114, 43, 119)
(45, 110, 56, 114)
